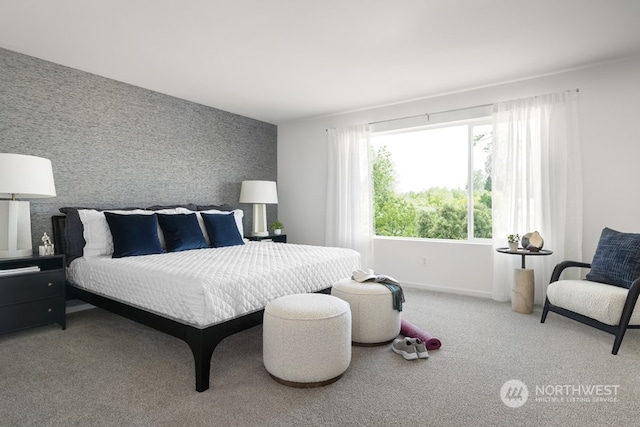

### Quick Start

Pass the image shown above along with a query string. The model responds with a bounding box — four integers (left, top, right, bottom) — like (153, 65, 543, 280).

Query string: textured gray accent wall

(0, 48, 277, 249)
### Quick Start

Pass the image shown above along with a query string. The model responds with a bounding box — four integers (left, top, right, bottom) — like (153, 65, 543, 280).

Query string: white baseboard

(401, 281, 493, 299)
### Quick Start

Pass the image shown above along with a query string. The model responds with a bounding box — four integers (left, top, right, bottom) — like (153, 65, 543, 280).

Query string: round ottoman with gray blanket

(263, 293, 352, 387)
(331, 278, 401, 345)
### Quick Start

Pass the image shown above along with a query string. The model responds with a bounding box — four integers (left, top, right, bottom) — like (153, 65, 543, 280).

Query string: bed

(52, 207, 360, 392)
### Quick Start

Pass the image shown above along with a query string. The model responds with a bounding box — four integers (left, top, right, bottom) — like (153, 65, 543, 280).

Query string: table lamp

(0, 153, 57, 258)
(239, 180, 278, 236)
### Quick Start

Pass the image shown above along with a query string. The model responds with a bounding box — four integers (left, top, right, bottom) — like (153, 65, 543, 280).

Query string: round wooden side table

(496, 247, 553, 314)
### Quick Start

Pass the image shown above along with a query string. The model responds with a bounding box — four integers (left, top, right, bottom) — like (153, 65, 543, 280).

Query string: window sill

(373, 235, 492, 246)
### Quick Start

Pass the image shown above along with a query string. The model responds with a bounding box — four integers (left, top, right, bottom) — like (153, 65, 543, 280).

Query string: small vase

(508, 242, 518, 252)
(273, 229, 282, 235)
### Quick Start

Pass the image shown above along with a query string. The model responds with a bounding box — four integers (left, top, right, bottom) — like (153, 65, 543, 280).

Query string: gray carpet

(1, 288, 639, 426)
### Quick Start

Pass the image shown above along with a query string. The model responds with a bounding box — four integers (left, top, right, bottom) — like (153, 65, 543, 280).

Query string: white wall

(278, 56, 640, 298)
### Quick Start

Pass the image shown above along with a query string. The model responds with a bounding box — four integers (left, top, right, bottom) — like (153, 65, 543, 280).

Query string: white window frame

(370, 116, 492, 242)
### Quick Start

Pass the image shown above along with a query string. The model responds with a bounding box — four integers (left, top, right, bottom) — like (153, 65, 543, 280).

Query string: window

(371, 118, 492, 240)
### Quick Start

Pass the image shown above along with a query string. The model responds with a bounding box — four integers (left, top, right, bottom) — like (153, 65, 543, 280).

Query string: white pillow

(79, 209, 150, 258)
(188, 209, 244, 245)
(79, 208, 188, 258)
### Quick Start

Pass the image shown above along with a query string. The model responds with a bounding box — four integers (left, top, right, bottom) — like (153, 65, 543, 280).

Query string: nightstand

(0, 254, 66, 335)
(246, 234, 287, 243)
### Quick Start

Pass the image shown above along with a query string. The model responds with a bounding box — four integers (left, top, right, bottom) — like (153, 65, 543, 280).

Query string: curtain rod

(368, 88, 579, 126)
(368, 103, 491, 126)
(327, 88, 579, 130)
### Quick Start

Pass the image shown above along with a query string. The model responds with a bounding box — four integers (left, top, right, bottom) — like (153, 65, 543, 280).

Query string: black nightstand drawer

(0, 271, 65, 305)
(0, 254, 66, 335)
(0, 297, 65, 333)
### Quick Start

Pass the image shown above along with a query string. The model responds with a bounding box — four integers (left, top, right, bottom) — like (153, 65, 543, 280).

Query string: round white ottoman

(331, 278, 401, 346)
(263, 293, 351, 387)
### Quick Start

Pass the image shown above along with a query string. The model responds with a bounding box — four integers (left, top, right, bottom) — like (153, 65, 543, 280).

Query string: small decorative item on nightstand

(270, 220, 284, 236)
(38, 232, 55, 256)
(507, 234, 520, 252)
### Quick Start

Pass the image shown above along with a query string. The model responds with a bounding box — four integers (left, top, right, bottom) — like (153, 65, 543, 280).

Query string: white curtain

(326, 124, 374, 268)
(492, 91, 582, 303)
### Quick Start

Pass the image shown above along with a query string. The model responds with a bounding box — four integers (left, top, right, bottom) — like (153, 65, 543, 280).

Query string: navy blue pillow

(201, 213, 245, 248)
(157, 213, 208, 252)
(104, 213, 163, 258)
(586, 227, 640, 289)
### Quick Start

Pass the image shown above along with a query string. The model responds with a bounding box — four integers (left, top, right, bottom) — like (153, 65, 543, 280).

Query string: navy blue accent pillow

(104, 213, 163, 258)
(157, 213, 209, 252)
(201, 213, 245, 248)
(586, 227, 640, 289)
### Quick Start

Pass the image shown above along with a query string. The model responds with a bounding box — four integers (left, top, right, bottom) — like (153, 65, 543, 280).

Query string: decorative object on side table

(270, 220, 284, 235)
(239, 180, 278, 237)
(507, 234, 520, 252)
(0, 153, 57, 259)
(520, 231, 544, 252)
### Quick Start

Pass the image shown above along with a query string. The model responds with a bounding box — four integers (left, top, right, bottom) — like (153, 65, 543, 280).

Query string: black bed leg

(188, 342, 216, 392)
(195, 352, 212, 392)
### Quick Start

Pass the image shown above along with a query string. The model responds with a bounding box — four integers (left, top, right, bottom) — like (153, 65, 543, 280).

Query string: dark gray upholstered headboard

(51, 215, 67, 256)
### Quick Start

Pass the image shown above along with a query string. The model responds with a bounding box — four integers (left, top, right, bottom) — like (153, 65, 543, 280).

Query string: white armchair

(541, 228, 640, 355)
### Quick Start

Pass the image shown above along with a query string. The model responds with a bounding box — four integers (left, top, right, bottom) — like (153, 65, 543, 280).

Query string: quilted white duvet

(67, 242, 360, 328)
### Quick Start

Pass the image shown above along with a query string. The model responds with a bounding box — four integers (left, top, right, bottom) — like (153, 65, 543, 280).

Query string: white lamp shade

(239, 180, 277, 237)
(0, 153, 57, 199)
(0, 154, 56, 258)
(239, 180, 278, 204)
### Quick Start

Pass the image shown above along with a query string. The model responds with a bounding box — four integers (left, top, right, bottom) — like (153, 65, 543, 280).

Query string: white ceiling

(1, 0, 639, 124)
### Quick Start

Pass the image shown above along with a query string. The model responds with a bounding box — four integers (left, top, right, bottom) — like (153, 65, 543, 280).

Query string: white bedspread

(67, 242, 360, 328)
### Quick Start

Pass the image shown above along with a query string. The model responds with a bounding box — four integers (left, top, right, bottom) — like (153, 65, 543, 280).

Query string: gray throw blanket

(351, 269, 405, 311)
(377, 281, 405, 312)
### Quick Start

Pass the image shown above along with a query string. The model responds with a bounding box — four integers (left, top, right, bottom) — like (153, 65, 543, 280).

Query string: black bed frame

(52, 215, 329, 392)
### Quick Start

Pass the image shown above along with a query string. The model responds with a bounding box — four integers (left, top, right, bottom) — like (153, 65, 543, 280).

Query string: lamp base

(0, 248, 33, 259)
(0, 200, 33, 259)
(251, 203, 269, 237)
